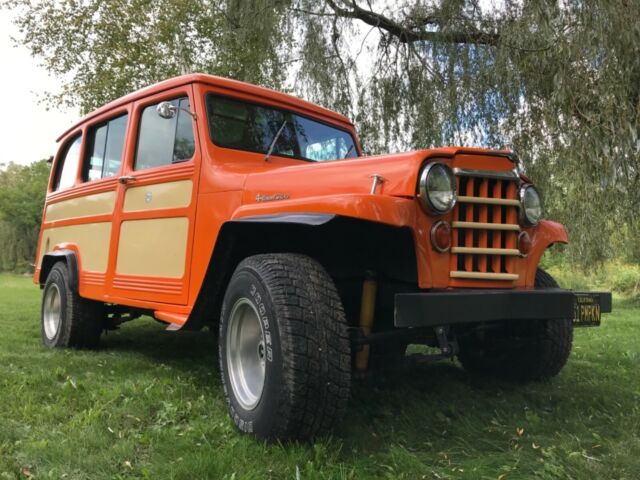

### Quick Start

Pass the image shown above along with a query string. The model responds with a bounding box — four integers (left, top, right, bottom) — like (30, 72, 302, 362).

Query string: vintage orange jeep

(35, 73, 611, 440)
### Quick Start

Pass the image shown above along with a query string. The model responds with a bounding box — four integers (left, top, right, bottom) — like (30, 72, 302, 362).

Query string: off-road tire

(457, 268, 573, 382)
(218, 254, 351, 440)
(41, 262, 104, 349)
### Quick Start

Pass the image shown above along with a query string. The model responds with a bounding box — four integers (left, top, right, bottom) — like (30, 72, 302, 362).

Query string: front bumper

(395, 289, 612, 328)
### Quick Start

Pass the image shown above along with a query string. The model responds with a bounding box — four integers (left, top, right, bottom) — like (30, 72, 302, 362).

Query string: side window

(54, 135, 82, 191)
(134, 97, 195, 170)
(83, 114, 128, 181)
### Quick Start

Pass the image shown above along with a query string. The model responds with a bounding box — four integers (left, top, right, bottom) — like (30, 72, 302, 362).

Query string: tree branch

(324, 0, 500, 46)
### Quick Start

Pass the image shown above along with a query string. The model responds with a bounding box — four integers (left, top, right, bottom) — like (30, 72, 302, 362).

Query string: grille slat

(452, 221, 520, 231)
(451, 171, 520, 282)
(450, 271, 519, 281)
(452, 247, 520, 255)
(457, 196, 520, 206)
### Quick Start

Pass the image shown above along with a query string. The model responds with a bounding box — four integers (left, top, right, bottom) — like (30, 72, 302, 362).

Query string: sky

(0, 10, 79, 166)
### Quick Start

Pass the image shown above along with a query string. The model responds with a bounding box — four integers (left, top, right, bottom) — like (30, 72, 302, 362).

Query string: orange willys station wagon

(35, 73, 611, 440)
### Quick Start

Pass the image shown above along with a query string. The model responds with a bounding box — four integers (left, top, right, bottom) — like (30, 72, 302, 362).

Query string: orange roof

(57, 73, 354, 142)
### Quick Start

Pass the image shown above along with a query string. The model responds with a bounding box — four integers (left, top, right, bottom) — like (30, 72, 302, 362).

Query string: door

(39, 108, 130, 301)
(107, 86, 200, 305)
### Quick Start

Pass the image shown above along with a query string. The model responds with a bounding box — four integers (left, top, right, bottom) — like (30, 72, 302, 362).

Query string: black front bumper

(394, 289, 612, 328)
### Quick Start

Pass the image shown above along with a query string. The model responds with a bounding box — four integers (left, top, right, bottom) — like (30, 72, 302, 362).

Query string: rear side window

(83, 114, 128, 181)
(53, 135, 82, 191)
(134, 97, 195, 170)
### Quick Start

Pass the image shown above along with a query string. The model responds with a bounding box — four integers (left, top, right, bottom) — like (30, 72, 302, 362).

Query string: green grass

(543, 262, 640, 299)
(0, 274, 639, 479)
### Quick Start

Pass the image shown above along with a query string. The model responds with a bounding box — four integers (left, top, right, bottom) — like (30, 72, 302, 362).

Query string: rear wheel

(41, 262, 104, 349)
(457, 268, 573, 381)
(219, 254, 351, 440)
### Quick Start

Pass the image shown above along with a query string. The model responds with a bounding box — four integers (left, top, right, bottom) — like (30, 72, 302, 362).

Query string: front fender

(526, 220, 569, 285)
(231, 194, 416, 228)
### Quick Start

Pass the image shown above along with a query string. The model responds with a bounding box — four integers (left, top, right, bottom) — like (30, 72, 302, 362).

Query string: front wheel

(457, 269, 573, 382)
(218, 254, 351, 440)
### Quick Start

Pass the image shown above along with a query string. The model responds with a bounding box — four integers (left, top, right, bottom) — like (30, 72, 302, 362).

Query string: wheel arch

(526, 220, 569, 285)
(38, 249, 80, 291)
(184, 214, 418, 330)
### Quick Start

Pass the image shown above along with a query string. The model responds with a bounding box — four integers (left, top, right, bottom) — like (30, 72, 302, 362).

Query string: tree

(0, 161, 50, 271)
(3, 0, 638, 264)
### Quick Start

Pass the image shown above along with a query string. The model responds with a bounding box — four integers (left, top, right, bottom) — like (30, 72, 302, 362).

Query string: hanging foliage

(3, 0, 638, 264)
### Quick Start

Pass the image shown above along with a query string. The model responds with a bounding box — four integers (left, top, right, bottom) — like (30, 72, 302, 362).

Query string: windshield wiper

(264, 120, 288, 162)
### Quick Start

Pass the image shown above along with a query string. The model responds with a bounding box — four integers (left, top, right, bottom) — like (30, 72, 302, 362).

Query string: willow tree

(4, 0, 639, 264)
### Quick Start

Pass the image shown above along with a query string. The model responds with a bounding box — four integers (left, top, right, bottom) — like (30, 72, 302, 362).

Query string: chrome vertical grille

(450, 169, 521, 281)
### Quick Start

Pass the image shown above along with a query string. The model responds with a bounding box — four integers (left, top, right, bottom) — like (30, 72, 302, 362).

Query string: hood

(241, 147, 514, 204)
(242, 150, 431, 204)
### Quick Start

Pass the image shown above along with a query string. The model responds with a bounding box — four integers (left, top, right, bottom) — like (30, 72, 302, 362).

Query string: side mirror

(156, 101, 177, 119)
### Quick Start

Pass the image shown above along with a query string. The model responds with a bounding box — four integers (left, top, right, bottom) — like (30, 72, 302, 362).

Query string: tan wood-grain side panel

(38, 223, 112, 272)
(123, 180, 192, 212)
(116, 217, 189, 277)
(45, 191, 116, 222)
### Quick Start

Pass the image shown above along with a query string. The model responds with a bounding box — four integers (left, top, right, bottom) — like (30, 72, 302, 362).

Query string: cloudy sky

(0, 10, 79, 166)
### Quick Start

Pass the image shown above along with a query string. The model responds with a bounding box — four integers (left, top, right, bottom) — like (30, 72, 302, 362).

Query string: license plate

(573, 293, 602, 327)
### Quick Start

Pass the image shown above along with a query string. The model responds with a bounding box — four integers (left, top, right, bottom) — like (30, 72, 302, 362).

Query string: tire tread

(43, 262, 103, 349)
(457, 268, 573, 381)
(221, 253, 351, 440)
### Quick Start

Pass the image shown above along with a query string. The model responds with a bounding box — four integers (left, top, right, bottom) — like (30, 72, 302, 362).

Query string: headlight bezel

(519, 184, 542, 226)
(418, 162, 457, 215)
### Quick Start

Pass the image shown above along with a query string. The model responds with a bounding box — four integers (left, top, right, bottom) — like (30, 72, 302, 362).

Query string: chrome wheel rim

(43, 284, 62, 340)
(226, 297, 266, 410)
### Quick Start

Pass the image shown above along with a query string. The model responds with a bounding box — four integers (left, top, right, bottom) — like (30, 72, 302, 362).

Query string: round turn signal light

(431, 220, 452, 253)
(518, 231, 532, 256)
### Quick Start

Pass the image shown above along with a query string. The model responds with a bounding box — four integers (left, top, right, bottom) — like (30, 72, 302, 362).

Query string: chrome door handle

(118, 175, 137, 184)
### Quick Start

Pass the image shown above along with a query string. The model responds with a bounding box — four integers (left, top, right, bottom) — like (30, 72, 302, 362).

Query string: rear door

(107, 85, 200, 305)
(38, 107, 129, 301)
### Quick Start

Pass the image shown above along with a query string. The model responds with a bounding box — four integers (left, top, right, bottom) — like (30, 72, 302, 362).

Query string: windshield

(205, 94, 358, 162)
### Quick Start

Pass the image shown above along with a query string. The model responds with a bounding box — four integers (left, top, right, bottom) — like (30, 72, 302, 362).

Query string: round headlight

(519, 185, 542, 225)
(418, 162, 457, 214)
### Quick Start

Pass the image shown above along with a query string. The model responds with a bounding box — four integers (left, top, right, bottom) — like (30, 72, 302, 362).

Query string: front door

(107, 86, 200, 305)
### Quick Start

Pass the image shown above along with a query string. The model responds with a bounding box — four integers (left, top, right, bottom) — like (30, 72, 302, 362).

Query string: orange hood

(241, 150, 430, 203)
(240, 147, 515, 204)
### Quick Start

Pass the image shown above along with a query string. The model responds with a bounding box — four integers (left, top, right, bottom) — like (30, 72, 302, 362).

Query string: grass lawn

(0, 274, 638, 479)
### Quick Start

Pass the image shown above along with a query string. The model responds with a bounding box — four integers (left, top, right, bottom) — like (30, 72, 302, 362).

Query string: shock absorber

(355, 271, 377, 371)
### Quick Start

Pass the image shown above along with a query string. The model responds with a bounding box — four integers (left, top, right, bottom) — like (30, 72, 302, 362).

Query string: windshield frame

(204, 93, 360, 163)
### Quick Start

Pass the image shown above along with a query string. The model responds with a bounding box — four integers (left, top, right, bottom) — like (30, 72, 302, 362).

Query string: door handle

(118, 175, 137, 185)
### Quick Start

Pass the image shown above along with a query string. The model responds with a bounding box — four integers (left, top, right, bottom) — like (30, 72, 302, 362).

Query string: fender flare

(39, 249, 80, 291)
(231, 194, 416, 228)
(229, 213, 336, 226)
(527, 220, 569, 285)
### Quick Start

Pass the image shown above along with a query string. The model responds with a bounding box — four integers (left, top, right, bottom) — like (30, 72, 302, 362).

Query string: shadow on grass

(100, 317, 218, 382)
(97, 317, 582, 449)
(100, 317, 484, 393)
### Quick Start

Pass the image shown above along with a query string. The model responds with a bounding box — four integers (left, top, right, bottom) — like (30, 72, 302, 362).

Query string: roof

(57, 74, 354, 142)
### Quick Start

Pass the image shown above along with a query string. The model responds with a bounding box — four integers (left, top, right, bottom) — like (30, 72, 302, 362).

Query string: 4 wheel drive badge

(145, 191, 153, 203)
(256, 193, 289, 202)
